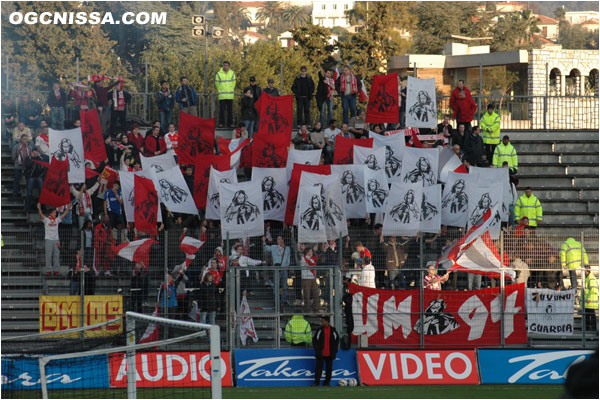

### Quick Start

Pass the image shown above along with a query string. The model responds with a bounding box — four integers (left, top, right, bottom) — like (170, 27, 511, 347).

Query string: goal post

(36, 311, 222, 399)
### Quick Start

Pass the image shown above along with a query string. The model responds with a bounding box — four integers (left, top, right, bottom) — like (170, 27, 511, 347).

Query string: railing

(3, 90, 599, 131)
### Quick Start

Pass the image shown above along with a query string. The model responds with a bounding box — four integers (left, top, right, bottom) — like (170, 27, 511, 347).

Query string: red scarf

(17, 142, 31, 165)
(40, 134, 49, 144)
(304, 255, 317, 278)
(113, 89, 125, 111)
(77, 190, 93, 216)
(340, 72, 358, 94)
(300, 130, 309, 142)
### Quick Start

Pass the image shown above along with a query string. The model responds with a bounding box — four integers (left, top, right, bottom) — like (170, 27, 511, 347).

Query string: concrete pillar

(560, 74, 566, 96)
(580, 75, 587, 96)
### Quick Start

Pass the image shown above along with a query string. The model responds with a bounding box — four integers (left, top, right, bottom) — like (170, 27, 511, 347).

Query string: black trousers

(484, 143, 496, 164)
(314, 355, 334, 384)
(219, 99, 233, 126)
(296, 97, 310, 126)
(110, 110, 127, 136)
(585, 308, 597, 332)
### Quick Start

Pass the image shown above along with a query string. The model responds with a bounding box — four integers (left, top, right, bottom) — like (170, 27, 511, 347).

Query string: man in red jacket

(449, 80, 476, 133)
(94, 214, 114, 276)
(144, 126, 166, 157)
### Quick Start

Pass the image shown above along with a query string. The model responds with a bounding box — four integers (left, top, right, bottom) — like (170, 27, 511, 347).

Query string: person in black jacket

(240, 88, 257, 138)
(197, 273, 219, 325)
(24, 148, 48, 211)
(312, 315, 340, 387)
(263, 78, 279, 97)
(316, 67, 335, 128)
(246, 76, 262, 134)
(463, 125, 485, 167)
(291, 66, 315, 128)
(47, 83, 67, 130)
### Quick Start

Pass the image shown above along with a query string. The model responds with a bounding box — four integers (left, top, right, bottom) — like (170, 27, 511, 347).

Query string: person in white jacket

(231, 244, 264, 291)
(70, 181, 99, 230)
(360, 256, 376, 288)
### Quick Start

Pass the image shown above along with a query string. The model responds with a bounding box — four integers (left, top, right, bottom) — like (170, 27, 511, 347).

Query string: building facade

(311, 0, 354, 29)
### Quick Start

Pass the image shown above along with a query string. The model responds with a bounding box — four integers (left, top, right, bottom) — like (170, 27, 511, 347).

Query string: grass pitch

(5, 384, 564, 399)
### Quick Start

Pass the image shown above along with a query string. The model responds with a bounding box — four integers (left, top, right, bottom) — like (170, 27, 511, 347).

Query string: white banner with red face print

(349, 283, 527, 347)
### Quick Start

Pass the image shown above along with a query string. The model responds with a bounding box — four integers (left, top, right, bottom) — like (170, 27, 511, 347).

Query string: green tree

(281, 5, 311, 30)
(256, 1, 284, 30)
(491, 10, 541, 52)
(558, 23, 599, 49)
(291, 24, 337, 69)
(1, 1, 124, 91)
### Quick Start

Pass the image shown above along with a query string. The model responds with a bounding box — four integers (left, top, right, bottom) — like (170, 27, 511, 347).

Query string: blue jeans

(13, 166, 22, 196)
(243, 119, 255, 138)
(160, 110, 172, 130)
(25, 176, 43, 209)
(508, 204, 516, 227)
(398, 109, 406, 129)
(324, 145, 334, 164)
(200, 311, 216, 325)
(320, 99, 333, 128)
(50, 107, 65, 130)
(341, 95, 356, 124)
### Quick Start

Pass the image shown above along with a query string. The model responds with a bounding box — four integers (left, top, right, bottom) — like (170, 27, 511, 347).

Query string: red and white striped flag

(114, 239, 157, 270)
(407, 129, 423, 148)
(239, 294, 258, 345)
(438, 147, 468, 183)
(139, 303, 159, 344)
(218, 137, 251, 169)
(180, 233, 206, 268)
(358, 78, 368, 102)
(333, 66, 340, 81)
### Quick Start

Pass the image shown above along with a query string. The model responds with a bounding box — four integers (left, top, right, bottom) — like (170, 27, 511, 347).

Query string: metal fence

(3, 216, 598, 350)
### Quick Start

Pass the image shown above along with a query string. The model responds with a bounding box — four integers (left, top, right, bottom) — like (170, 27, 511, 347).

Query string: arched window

(586, 69, 599, 96)
(566, 69, 581, 96)
(549, 68, 561, 96)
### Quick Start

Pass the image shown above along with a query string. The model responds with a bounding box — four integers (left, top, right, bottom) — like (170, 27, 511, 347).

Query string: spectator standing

(46, 83, 67, 130)
(38, 203, 72, 276)
(93, 78, 121, 136)
(71, 182, 99, 229)
(335, 66, 360, 124)
(560, 237, 588, 290)
(449, 80, 476, 132)
(481, 104, 501, 163)
(285, 314, 312, 346)
(246, 76, 261, 132)
(156, 80, 175, 129)
(263, 235, 291, 305)
(316, 67, 335, 128)
(452, 124, 466, 150)
(312, 315, 339, 387)
(130, 262, 147, 312)
(384, 236, 405, 289)
(463, 125, 485, 167)
(69, 82, 94, 112)
(94, 214, 114, 276)
(24, 149, 48, 211)
(241, 88, 257, 138)
(263, 78, 280, 97)
(175, 76, 199, 116)
(128, 125, 145, 155)
(197, 272, 218, 324)
(349, 109, 368, 139)
(12, 122, 33, 145)
(359, 256, 376, 288)
(159, 274, 178, 314)
(584, 266, 598, 332)
(144, 126, 166, 157)
(18, 94, 43, 130)
(493, 135, 518, 174)
(515, 187, 542, 228)
(35, 127, 49, 156)
(300, 248, 320, 313)
(104, 182, 123, 229)
(164, 124, 178, 158)
(323, 119, 341, 164)
(291, 66, 315, 127)
(503, 162, 518, 226)
(366, 224, 386, 288)
(110, 84, 131, 136)
(215, 62, 236, 128)
(2, 97, 17, 139)
(398, 82, 407, 129)
(12, 134, 32, 198)
(424, 262, 450, 290)
(437, 115, 454, 145)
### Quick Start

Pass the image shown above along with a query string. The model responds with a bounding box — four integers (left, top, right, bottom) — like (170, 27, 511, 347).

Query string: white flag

(400, 147, 439, 186)
(370, 132, 405, 182)
(49, 128, 85, 183)
(438, 146, 466, 183)
(364, 167, 389, 214)
(526, 288, 576, 336)
(331, 164, 366, 218)
(297, 184, 327, 243)
(151, 166, 198, 215)
(140, 153, 177, 173)
(467, 185, 503, 239)
(469, 166, 509, 222)
(251, 167, 288, 221)
(353, 145, 386, 173)
(286, 149, 322, 183)
(206, 167, 238, 220)
(239, 294, 259, 345)
(119, 170, 142, 222)
(441, 172, 474, 228)
(420, 184, 442, 234)
(405, 76, 437, 128)
(220, 181, 264, 239)
(383, 182, 422, 237)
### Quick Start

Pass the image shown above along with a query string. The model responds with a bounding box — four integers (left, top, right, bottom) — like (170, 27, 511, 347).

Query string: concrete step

(527, 188, 597, 201)
(520, 154, 560, 163)
(1, 300, 39, 310)
(518, 176, 573, 188)
(507, 131, 597, 141)
(562, 154, 599, 164)
(519, 165, 566, 175)
(566, 165, 600, 175)
(542, 214, 597, 225)
(574, 177, 599, 187)
(554, 142, 599, 153)
(512, 142, 553, 152)
(542, 201, 590, 213)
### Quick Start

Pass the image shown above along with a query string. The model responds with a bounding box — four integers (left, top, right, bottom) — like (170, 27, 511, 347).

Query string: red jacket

(94, 223, 114, 256)
(449, 87, 476, 123)
(128, 132, 145, 152)
(144, 134, 166, 157)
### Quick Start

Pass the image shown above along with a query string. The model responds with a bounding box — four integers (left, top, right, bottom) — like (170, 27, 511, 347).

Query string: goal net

(2, 311, 222, 399)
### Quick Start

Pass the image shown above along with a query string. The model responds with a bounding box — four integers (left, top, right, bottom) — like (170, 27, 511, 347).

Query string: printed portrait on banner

(405, 76, 437, 128)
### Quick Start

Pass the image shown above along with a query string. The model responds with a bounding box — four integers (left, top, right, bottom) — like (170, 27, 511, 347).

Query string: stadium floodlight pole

(126, 316, 137, 399)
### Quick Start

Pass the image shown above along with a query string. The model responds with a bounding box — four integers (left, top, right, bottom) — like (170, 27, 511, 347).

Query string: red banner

(349, 283, 526, 347)
(333, 137, 373, 165)
(255, 94, 293, 140)
(358, 350, 479, 385)
(177, 112, 215, 164)
(79, 109, 107, 163)
(366, 73, 399, 123)
(109, 352, 232, 387)
(284, 164, 331, 225)
(193, 154, 230, 209)
(40, 157, 71, 207)
(134, 175, 158, 237)
(251, 133, 288, 168)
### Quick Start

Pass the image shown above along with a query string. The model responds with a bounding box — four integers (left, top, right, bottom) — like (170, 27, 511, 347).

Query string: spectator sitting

(452, 144, 464, 160)
(12, 122, 33, 145)
(349, 109, 368, 139)
(128, 124, 145, 154)
(292, 125, 314, 150)
(35, 127, 49, 156)
(2, 97, 17, 140)
(18, 94, 43, 130)
(143, 126, 166, 157)
(452, 123, 466, 150)
(310, 122, 325, 151)
(370, 124, 385, 136)
(437, 114, 454, 144)
(11, 134, 32, 198)
(339, 123, 352, 139)
(323, 119, 341, 164)
(35, 119, 49, 138)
